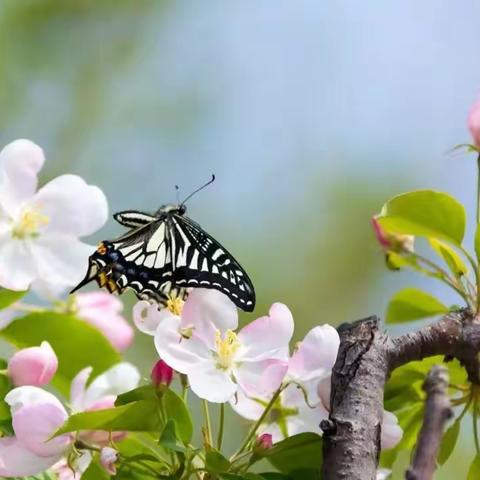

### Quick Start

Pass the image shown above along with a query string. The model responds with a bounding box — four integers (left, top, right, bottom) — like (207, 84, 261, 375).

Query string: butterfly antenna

(175, 184, 180, 205)
(180, 174, 216, 206)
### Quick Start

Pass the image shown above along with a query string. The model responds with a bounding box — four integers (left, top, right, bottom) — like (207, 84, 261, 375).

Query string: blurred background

(1, 1, 479, 477)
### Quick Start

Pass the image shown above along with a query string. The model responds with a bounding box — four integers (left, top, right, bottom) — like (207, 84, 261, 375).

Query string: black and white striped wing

(167, 214, 256, 311)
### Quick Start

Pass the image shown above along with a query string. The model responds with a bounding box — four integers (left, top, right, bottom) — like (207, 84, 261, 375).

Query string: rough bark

(405, 365, 453, 480)
(321, 310, 479, 480)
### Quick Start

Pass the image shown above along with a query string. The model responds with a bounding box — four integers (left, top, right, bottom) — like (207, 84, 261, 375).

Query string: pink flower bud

(468, 99, 480, 147)
(8, 341, 58, 387)
(371, 217, 391, 249)
(371, 217, 414, 254)
(100, 446, 118, 475)
(151, 359, 174, 390)
(254, 433, 273, 452)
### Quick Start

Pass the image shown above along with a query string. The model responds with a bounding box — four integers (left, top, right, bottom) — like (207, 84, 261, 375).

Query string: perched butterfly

(71, 176, 256, 312)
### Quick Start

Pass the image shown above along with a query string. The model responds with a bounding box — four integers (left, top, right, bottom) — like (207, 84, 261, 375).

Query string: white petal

(133, 301, 171, 336)
(0, 437, 61, 477)
(182, 288, 238, 339)
(235, 359, 288, 397)
(288, 325, 339, 383)
(0, 238, 37, 291)
(154, 313, 211, 374)
(5, 386, 65, 414)
(33, 174, 108, 237)
(83, 362, 140, 409)
(229, 387, 265, 421)
(188, 361, 237, 403)
(0, 139, 44, 216)
(317, 375, 331, 411)
(238, 303, 294, 362)
(70, 367, 93, 412)
(381, 410, 403, 450)
(29, 234, 93, 293)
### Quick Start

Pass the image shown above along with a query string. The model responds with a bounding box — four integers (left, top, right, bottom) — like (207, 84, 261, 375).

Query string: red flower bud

(254, 433, 273, 452)
(468, 99, 480, 148)
(151, 359, 174, 390)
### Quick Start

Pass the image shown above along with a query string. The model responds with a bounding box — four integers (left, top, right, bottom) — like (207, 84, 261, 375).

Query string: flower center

(12, 207, 49, 239)
(215, 329, 240, 370)
(166, 295, 184, 316)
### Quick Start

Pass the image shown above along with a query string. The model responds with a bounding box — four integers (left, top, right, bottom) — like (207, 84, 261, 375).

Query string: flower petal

(188, 361, 237, 403)
(0, 139, 44, 217)
(229, 387, 265, 421)
(70, 367, 93, 412)
(238, 303, 294, 362)
(32, 174, 108, 237)
(6, 386, 65, 414)
(288, 325, 340, 383)
(235, 359, 288, 397)
(29, 233, 94, 293)
(0, 437, 61, 477)
(381, 411, 403, 450)
(182, 288, 238, 339)
(154, 313, 211, 374)
(12, 402, 70, 457)
(133, 300, 172, 336)
(0, 238, 37, 291)
(82, 363, 140, 409)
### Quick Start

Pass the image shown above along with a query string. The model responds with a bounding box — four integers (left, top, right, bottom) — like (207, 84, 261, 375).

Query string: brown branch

(321, 310, 479, 480)
(405, 365, 453, 480)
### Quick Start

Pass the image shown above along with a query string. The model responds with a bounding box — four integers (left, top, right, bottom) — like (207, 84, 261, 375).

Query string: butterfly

(71, 176, 256, 312)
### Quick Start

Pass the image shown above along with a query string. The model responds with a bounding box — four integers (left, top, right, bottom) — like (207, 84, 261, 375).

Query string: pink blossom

(254, 433, 273, 452)
(8, 341, 58, 387)
(100, 447, 118, 475)
(151, 359, 174, 389)
(154, 289, 292, 403)
(75, 291, 134, 352)
(0, 387, 71, 477)
(468, 98, 480, 147)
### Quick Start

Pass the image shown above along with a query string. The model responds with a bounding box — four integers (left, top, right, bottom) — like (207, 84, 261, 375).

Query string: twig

(405, 365, 453, 480)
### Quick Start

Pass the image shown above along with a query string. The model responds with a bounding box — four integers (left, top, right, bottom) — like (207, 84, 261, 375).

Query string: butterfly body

(73, 204, 256, 311)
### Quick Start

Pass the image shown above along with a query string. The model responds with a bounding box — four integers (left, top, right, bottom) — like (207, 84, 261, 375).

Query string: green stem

(474, 395, 480, 455)
(202, 399, 213, 446)
(217, 403, 225, 450)
(232, 385, 284, 459)
(476, 153, 480, 224)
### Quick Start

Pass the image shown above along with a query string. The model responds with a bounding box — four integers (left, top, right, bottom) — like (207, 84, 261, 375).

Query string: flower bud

(8, 341, 58, 387)
(151, 359, 174, 390)
(100, 446, 118, 475)
(254, 433, 273, 453)
(468, 99, 480, 147)
(371, 217, 414, 253)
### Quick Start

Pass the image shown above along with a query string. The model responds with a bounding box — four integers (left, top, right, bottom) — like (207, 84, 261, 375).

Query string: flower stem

(217, 403, 225, 450)
(474, 394, 480, 455)
(232, 385, 284, 459)
(202, 400, 213, 446)
(476, 153, 480, 224)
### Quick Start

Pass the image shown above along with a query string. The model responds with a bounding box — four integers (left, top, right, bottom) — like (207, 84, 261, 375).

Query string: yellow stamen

(215, 330, 240, 370)
(12, 207, 49, 239)
(166, 295, 184, 316)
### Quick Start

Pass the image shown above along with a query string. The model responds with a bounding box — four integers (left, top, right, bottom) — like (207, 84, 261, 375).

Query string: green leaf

(116, 386, 192, 444)
(81, 459, 110, 479)
(56, 400, 162, 436)
(438, 419, 460, 465)
(264, 433, 322, 474)
(468, 454, 480, 480)
(429, 239, 468, 277)
(386, 288, 449, 324)
(378, 190, 466, 245)
(0, 364, 12, 433)
(0, 312, 120, 394)
(205, 448, 231, 473)
(159, 419, 186, 453)
(0, 289, 27, 311)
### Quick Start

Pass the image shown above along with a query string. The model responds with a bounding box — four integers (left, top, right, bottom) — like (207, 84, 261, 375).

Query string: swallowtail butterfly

(71, 176, 256, 312)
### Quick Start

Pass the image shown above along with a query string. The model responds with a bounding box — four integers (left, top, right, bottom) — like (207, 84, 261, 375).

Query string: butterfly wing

(167, 214, 256, 311)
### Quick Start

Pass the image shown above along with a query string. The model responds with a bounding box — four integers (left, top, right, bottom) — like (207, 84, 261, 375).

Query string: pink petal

(468, 99, 480, 147)
(182, 288, 238, 339)
(12, 402, 70, 457)
(76, 291, 122, 314)
(8, 341, 58, 387)
(100, 447, 118, 475)
(0, 437, 61, 477)
(0, 139, 44, 217)
(288, 325, 339, 383)
(317, 375, 331, 411)
(188, 361, 237, 403)
(154, 314, 211, 374)
(238, 303, 294, 362)
(32, 174, 108, 237)
(70, 367, 93, 412)
(6, 386, 65, 414)
(235, 359, 288, 397)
